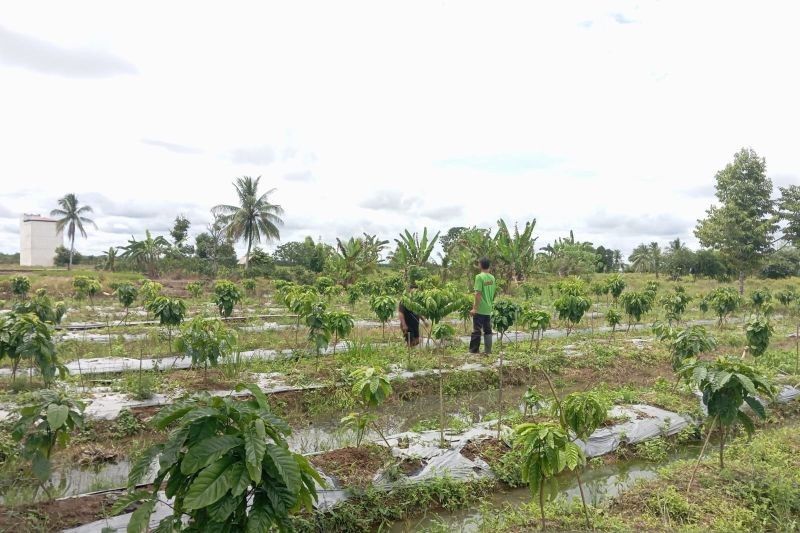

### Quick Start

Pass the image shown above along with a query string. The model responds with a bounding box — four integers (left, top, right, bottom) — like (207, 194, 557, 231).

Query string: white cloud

(0, 1, 798, 258)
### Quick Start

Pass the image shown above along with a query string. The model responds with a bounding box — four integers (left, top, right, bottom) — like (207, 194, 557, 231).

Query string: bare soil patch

(0, 492, 119, 532)
(310, 445, 391, 488)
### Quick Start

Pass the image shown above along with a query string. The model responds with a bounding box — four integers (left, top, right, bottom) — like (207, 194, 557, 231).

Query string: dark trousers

(469, 314, 492, 353)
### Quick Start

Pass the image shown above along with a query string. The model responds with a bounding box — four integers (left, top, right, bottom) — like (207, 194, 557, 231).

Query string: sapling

(553, 291, 591, 335)
(342, 366, 392, 447)
(175, 316, 237, 380)
(12, 390, 84, 496)
(147, 296, 186, 354)
(185, 280, 204, 299)
(13, 289, 66, 325)
(707, 286, 740, 327)
(492, 300, 520, 347)
(115, 283, 138, 325)
(10, 275, 31, 300)
(749, 288, 772, 316)
(431, 322, 456, 447)
(241, 278, 257, 296)
(369, 295, 395, 340)
(212, 280, 243, 318)
(326, 310, 354, 355)
(605, 274, 626, 305)
(619, 291, 653, 330)
(514, 422, 583, 530)
(605, 308, 622, 343)
(744, 316, 773, 357)
(680, 357, 773, 490)
(0, 312, 64, 385)
(72, 275, 102, 307)
(119, 386, 322, 531)
(521, 306, 551, 352)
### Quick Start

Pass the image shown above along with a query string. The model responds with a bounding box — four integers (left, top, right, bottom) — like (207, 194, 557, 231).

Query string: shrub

(213, 280, 243, 318)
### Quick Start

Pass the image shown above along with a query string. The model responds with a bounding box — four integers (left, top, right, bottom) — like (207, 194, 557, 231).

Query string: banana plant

(118, 386, 322, 532)
(392, 227, 440, 279)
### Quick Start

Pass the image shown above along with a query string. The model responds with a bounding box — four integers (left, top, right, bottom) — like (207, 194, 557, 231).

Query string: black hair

(479, 257, 491, 269)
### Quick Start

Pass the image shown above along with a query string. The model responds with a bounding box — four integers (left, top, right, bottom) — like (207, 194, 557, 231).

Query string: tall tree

(50, 194, 96, 270)
(649, 241, 662, 278)
(777, 185, 800, 248)
(170, 215, 190, 247)
(212, 176, 284, 269)
(695, 148, 777, 294)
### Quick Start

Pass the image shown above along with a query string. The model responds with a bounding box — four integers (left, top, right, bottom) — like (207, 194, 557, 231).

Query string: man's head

(479, 257, 491, 270)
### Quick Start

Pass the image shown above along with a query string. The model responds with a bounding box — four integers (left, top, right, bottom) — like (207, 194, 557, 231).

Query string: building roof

(22, 214, 58, 223)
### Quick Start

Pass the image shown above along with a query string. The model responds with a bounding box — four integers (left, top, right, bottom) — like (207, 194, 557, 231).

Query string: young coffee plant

(343, 366, 392, 447)
(707, 287, 741, 327)
(514, 422, 584, 530)
(681, 357, 772, 484)
(492, 300, 520, 345)
(212, 280, 244, 318)
(115, 283, 139, 324)
(305, 301, 331, 359)
(326, 311, 354, 355)
(241, 278, 257, 296)
(606, 274, 626, 304)
(0, 312, 64, 384)
(10, 275, 31, 300)
(660, 286, 692, 325)
(118, 386, 322, 532)
(619, 291, 653, 330)
(369, 294, 396, 340)
(776, 287, 797, 309)
(605, 308, 623, 341)
(147, 296, 187, 351)
(12, 390, 84, 490)
(186, 281, 204, 299)
(653, 323, 717, 373)
(72, 275, 102, 305)
(745, 316, 773, 357)
(139, 279, 164, 308)
(749, 288, 772, 316)
(175, 316, 238, 375)
(553, 291, 591, 335)
(521, 306, 551, 352)
(13, 289, 66, 325)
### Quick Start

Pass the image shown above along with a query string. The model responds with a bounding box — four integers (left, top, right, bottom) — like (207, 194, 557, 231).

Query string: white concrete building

(20, 215, 63, 267)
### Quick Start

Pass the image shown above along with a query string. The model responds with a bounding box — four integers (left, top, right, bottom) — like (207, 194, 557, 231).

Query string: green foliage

(326, 311, 355, 345)
(175, 317, 238, 369)
(558, 392, 610, 440)
(605, 308, 623, 330)
(0, 312, 64, 384)
(147, 296, 187, 328)
(350, 366, 392, 407)
(655, 324, 717, 371)
(120, 388, 321, 531)
(605, 274, 626, 302)
(72, 275, 102, 304)
(340, 412, 376, 448)
(212, 280, 243, 318)
(750, 288, 772, 314)
(515, 422, 584, 495)
(619, 291, 653, 325)
(10, 275, 31, 299)
(744, 316, 773, 357)
(369, 295, 396, 326)
(139, 279, 164, 306)
(492, 300, 521, 337)
(681, 357, 773, 464)
(12, 390, 84, 484)
(314, 276, 335, 293)
(401, 287, 462, 326)
(115, 283, 139, 310)
(241, 278, 257, 294)
(12, 289, 66, 325)
(186, 281, 204, 299)
(305, 301, 330, 355)
(431, 322, 456, 343)
(553, 279, 590, 332)
(776, 287, 797, 308)
(708, 286, 741, 324)
(660, 286, 692, 324)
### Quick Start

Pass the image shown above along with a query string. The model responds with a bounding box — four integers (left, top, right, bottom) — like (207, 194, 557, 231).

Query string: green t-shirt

(473, 272, 496, 315)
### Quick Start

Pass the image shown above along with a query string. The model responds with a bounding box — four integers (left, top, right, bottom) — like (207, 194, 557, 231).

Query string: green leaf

(151, 402, 194, 429)
(127, 497, 156, 533)
(180, 435, 242, 475)
(208, 493, 239, 522)
(245, 420, 267, 483)
(265, 444, 301, 493)
(110, 490, 152, 515)
(32, 454, 51, 481)
(129, 445, 161, 488)
(228, 461, 250, 497)
(184, 456, 234, 510)
(743, 396, 766, 419)
(736, 409, 756, 436)
(46, 404, 69, 430)
(238, 383, 269, 410)
(245, 503, 273, 533)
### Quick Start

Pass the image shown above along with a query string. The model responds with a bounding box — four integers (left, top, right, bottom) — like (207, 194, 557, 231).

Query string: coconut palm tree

(212, 176, 284, 269)
(50, 194, 96, 270)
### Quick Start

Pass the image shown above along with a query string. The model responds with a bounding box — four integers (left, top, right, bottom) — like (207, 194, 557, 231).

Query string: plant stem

(539, 483, 545, 530)
(687, 415, 717, 493)
(576, 470, 592, 530)
(372, 421, 392, 448)
(497, 349, 504, 440)
(719, 426, 726, 469)
(439, 344, 446, 448)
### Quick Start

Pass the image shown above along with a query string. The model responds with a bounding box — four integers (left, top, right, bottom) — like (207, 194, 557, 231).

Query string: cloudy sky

(1, 1, 799, 259)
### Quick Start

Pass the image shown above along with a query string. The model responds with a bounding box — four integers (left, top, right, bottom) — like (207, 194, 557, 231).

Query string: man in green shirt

(469, 257, 496, 354)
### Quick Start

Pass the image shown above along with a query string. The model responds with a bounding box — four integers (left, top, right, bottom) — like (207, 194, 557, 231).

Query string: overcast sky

(1, 1, 799, 259)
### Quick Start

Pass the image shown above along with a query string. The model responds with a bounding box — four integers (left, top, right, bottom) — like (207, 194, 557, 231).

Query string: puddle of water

(389, 447, 700, 532)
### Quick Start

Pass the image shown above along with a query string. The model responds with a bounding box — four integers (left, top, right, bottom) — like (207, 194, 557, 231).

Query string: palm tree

(119, 230, 171, 277)
(50, 194, 96, 270)
(649, 242, 663, 279)
(212, 176, 284, 269)
(628, 243, 652, 273)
